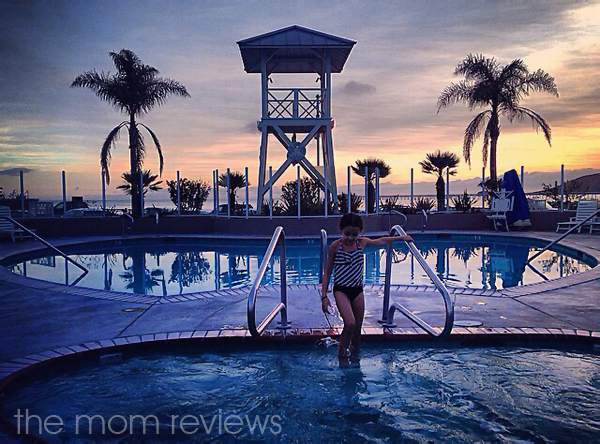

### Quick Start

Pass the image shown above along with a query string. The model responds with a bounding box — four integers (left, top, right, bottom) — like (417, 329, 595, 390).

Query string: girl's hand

(321, 295, 332, 314)
(401, 234, 413, 242)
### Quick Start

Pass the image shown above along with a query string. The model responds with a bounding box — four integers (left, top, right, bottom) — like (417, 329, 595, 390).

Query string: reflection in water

(119, 250, 166, 295)
(220, 254, 249, 288)
(540, 252, 581, 277)
(452, 246, 479, 264)
(169, 252, 211, 289)
(6, 240, 593, 295)
(480, 243, 530, 290)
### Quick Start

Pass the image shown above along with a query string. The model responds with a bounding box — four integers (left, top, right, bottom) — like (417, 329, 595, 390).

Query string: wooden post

(245, 167, 249, 219)
(226, 168, 231, 218)
(410, 168, 414, 207)
(176, 170, 181, 217)
(375, 167, 380, 214)
(101, 170, 106, 213)
(62, 171, 66, 217)
(297, 165, 301, 219)
(269, 166, 273, 220)
(560, 164, 565, 212)
(364, 166, 368, 214)
(19, 170, 25, 217)
(347, 166, 351, 213)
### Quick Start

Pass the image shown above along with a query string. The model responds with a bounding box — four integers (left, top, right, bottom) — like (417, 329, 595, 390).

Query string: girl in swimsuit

(321, 213, 412, 359)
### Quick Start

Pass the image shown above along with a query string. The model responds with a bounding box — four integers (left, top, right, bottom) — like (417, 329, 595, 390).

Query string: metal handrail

(319, 229, 327, 284)
(525, 209, 600, 265)
(421, 210, 428, 232)
(381, 224, 454, 339)
(387, 210, 407, 232)
(247, 226, 290, 337)
(3, 216, 89, 280)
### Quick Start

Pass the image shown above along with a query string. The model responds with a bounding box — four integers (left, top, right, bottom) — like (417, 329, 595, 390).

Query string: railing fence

(3, 164, 598, 218)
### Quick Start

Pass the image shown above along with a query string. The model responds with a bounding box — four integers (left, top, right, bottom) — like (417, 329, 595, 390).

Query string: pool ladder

(2, 216, 89, 285)
(247, 226, 290, 337)
(319, 225, 454, 339)
(249, 225, 454, 339)
(525, 209, 600, 266)
(382, 225, 454, 339)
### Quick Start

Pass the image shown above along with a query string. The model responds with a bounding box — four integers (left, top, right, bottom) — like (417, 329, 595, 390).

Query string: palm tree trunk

(229, 191, 235, 214)
(131, 250, 147, 295)
(368, 181, 376, 213)
(436, 176, 445, 211)
(129, 115, 141, 217)
(490, 134, 499, 184)
(489, 107, 500, 185)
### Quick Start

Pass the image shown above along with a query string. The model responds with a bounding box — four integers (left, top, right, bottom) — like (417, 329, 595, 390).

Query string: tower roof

(237, 25, 356, 74)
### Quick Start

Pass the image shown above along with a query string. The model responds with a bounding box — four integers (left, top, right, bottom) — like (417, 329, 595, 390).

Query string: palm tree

(419, 151, 460, 211)
(71, 49, 190, 216)
(351, 158, 391, 213)
(116, 169, 163, 196)
(218, 171, 249, 212)
(437, 54, 558, 184)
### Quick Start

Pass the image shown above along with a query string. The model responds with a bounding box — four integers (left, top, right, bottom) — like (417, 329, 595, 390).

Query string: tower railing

(267, 88, 326, 118)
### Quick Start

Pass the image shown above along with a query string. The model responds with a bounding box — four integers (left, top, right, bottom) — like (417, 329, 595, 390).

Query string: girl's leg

(349, 293, 365, 356)
(334, 291, 356, 357)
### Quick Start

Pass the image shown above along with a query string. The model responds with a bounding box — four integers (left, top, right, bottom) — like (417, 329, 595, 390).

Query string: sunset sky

(1, 0, 599, 200)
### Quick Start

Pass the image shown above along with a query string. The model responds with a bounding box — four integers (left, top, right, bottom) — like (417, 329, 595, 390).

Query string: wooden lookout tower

(237, 25, 356, 212)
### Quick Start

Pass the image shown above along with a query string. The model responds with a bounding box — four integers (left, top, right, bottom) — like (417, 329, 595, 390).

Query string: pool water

(3, 344, 599, 442)
(4, 237, 594, 295)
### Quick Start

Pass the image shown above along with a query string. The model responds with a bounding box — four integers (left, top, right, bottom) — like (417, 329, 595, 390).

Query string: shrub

(261, 199, 283, 216)
(166, 178, 211, 213)
(280, 177, 324, 215)
(337, 192, 363, 213)
(452, 190, 477, 212)
(413, 197, 435, 211)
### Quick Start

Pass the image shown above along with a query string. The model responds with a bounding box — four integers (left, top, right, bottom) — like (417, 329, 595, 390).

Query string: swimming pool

(2, 234, 596, 295)
(2, 343, 599, 442)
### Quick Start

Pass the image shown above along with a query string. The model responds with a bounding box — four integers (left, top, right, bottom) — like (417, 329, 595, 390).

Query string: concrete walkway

(0, 231, 598, 378)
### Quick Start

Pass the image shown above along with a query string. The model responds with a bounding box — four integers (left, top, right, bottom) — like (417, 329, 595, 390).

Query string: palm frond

(218, 171, 249, 189)
(100, 122, 128, 184)
(454, 54, 498, 83)
(420, 150, 460, 177)
(482, 122, 491, 167)
(498, 59, 528, 85)
(419, 160, 437, 175)
(351, 158, 391, 180)
(117, 169, 163, 196)
(73, 49, 190, 118)
(463, 110, 491, 167)
(437, 81, 473, 111)
(510, 106, 552, 145)
(521, 69, 559, 97)
(140, 80, 190, 114)
(139, 123, 164, 176)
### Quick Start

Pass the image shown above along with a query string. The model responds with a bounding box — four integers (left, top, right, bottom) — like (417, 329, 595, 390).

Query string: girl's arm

(320, 240, 338, 311)
(358, 234, 412, 248)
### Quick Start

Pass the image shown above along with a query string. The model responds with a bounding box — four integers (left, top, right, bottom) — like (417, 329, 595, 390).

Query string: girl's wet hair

(339, 212, 363, 231)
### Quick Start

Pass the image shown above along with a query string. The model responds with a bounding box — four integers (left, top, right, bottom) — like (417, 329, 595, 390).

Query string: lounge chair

(487, 196, 514, 231)
(556, 198, 600, 234)
(0, 206, 25, 242)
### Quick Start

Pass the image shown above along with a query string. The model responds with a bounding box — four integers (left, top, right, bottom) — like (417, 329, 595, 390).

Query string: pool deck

(0, 230, 599, 382)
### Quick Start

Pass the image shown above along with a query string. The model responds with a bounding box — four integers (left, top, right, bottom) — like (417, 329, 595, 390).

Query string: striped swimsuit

(333, 241, 364, 301)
